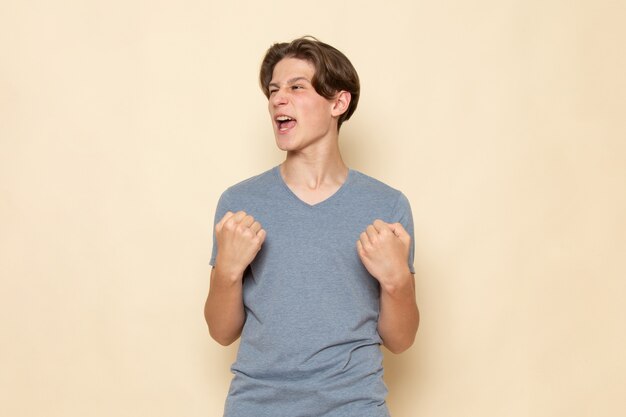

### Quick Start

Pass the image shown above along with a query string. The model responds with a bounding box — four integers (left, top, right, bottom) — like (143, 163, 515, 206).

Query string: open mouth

(275, 115, 297, 132)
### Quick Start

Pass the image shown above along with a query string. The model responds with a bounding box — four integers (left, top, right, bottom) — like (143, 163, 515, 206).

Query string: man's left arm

(357, 219, 419, 354)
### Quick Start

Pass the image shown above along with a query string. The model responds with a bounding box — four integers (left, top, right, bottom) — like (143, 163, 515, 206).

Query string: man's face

(267, 57, 337, 152)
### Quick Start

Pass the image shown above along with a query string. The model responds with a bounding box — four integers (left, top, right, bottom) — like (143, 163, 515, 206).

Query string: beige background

(1, 1, 625, 416)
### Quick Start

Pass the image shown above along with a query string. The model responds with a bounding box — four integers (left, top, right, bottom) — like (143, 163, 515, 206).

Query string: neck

(281, 143, 348, 190)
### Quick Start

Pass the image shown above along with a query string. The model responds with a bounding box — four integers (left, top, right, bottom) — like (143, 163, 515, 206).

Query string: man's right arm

(204, 210, 266, 346)
(204, 266, 245, 346)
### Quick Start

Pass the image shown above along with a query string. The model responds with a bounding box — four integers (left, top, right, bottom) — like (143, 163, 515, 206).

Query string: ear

(330, 91, 351, 117)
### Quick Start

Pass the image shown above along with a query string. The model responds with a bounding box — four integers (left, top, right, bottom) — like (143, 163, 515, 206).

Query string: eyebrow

(268, 77, 311, 89)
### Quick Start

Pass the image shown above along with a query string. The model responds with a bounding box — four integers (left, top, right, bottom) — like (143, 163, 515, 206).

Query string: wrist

(213, 263, 245, 285)
(378, 267, 413, 296)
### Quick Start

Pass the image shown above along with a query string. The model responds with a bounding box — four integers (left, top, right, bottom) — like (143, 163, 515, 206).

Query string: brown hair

(259, 36, 360, 129)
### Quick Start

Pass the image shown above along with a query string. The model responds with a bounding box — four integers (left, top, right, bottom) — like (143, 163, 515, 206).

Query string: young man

(204, 37, 419, 417)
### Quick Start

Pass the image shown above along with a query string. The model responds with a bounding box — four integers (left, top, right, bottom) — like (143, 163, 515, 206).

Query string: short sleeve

(391, 192, 415, 274)
(209, 190, 232, 267)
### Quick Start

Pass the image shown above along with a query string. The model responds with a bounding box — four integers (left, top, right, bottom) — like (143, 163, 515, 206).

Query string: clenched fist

(215, 210, 266, 280)
(357, 219, 411, 288)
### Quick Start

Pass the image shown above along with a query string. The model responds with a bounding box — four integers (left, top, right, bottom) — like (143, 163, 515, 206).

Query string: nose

(270, 88, 288, 107)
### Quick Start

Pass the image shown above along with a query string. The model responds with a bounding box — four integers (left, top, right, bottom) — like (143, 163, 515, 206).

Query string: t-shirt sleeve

(209, 190, 232, 267)
(391, 192, 416, 274)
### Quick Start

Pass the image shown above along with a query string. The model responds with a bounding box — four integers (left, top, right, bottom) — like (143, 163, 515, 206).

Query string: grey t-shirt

(210, 165, 415, 417)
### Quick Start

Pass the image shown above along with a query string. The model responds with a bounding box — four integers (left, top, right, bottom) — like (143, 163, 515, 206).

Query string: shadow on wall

(340, 121, 387, 175)
(206, 339, 240, 384)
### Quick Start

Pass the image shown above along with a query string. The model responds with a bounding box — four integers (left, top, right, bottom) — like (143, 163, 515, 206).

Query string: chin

(275, 136, 299, 152)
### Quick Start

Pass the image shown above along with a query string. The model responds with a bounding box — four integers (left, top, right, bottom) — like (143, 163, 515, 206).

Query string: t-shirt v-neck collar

(273, 165, 353, 209)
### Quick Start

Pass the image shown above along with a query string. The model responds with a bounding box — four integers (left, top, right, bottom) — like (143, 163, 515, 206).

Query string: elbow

(214, 335, 237, 347)
(207, 324, 240, 346)
(384, 336, 416, 354)
(204, 309, 237, 346)
(383, 320, 419, 354)
(208, 329, 236, 346)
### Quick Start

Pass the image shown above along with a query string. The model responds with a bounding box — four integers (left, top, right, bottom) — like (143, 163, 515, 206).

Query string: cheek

(302, 100, 331, 122)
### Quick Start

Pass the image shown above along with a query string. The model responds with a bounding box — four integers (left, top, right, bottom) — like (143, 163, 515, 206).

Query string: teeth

(276, 116, 293, 121)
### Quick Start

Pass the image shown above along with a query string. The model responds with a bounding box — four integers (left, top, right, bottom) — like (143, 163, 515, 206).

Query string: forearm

(377, 271, 419, 354)
(204, 266, 245, 346)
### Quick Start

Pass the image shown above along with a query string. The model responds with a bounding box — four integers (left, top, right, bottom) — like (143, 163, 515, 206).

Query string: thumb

(389, 222, 410, 242)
